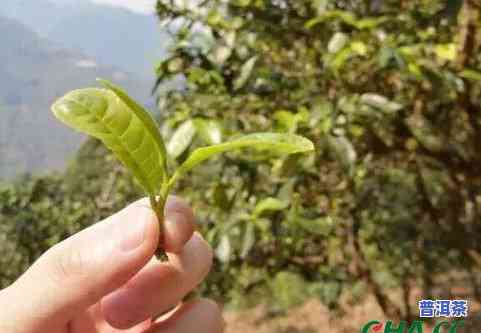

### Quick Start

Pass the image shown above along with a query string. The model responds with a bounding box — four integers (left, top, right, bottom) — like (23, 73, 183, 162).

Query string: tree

(154, 0, 481, 318)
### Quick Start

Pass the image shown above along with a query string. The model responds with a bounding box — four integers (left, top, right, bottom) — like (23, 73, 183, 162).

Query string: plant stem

(150, 183, 172, 258)
(149, 195, 165, 251)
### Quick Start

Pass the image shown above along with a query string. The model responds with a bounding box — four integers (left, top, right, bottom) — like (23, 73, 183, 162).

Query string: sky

(91, 0, 156, 14)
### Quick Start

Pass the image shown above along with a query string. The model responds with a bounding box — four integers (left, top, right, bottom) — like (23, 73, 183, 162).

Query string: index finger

(162, 195, 195, 254)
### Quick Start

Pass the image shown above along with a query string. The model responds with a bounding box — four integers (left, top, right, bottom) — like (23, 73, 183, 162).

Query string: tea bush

(1, 0, 481, 320)
(153, 0, 481, 318)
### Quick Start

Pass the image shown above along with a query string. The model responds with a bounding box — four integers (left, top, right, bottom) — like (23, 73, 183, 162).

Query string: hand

(0, 196, 223, 333)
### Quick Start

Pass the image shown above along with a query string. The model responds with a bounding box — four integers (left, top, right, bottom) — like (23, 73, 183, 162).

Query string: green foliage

(0, 175, 94, 286)
(152, 0, 481, 317)
(0, 141, 142, 287)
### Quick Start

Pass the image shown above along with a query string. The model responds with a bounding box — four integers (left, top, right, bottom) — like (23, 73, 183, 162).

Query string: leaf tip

(304, 138, 315, 152)
(96, 77, 112, 88)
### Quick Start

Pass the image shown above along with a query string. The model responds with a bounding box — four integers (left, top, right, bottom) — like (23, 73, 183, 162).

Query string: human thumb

(2, 199, 159, 331)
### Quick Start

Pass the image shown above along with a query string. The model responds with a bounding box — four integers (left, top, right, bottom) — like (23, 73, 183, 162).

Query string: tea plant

(51, 79, 314, 243)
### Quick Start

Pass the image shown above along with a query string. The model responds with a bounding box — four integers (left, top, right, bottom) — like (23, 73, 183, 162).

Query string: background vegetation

(1, 0, 481, 324)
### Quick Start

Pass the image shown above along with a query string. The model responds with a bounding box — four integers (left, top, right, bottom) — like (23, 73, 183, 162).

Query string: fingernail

(118, 208, 151, 252)
(164, 211, 181, 231)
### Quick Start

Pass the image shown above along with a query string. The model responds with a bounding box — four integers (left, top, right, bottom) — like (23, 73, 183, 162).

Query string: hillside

(0, 16, 153, 179)
(0, 0, 168, 79)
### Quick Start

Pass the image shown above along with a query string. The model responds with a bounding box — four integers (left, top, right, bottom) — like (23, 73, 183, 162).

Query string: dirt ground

(224, 296, 481, 333)
(224, 296, 384, 333)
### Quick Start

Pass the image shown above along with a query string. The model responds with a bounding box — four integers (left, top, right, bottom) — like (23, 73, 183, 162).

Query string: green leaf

(327, 32, 349, 54)
(168, 133, 314, 187)
(305, 10, 386, 30)
(193, 118, 223, 144)
(360, 93, 403, 114)
(234, 0, 251, 7)
(253, 197, 289, 217)
(51, 85, 166, 195)
(351, 41, 368, 56)
(274, 110, 308, 134)
(434, 43, 456, 61)
(326, 47, 354, 71)
(271, 272, 307, 310)
(297, 216, 334, 236)
(215, 235, 232, 263)
(327, 135, 357, 170)
(405, 113, 444, 153)
(167, 120, 197, 159)
(211, 46, 233, 65)
(240, 223, 256, 259)
(97, 79, 168, 169)
(167, 57, 184, 73)
(459, 69, 481, 81)
(234, 56, 258, 90)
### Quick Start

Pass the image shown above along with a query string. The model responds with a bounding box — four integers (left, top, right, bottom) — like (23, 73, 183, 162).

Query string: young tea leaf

(51, 86, 166, 195)
(97, 78, 168, 172)
(168, 133, 314, 188)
